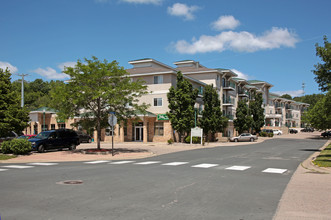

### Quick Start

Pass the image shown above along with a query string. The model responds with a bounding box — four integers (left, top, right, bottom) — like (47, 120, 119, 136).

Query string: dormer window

(154, 75, 163, 84)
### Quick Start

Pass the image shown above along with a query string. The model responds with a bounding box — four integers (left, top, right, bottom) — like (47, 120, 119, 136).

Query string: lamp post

(17, 73, 28, 107)
(43, 109, 45, 131)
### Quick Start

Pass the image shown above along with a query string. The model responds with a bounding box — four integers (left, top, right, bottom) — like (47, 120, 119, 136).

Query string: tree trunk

(97, 119, 101, 150)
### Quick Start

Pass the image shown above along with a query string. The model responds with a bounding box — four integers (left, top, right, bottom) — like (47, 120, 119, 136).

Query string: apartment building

(25, 58, 309, 142)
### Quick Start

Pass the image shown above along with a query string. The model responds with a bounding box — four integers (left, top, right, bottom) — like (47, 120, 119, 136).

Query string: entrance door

(135, 126, 143, 141)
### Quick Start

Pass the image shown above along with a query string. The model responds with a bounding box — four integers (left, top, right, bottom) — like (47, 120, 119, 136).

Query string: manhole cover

(56, 180, 83, 185)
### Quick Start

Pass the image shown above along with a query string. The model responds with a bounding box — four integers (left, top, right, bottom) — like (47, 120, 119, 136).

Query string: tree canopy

(199, 84, 228, 142)
(0, 68, 29, 136)
(167, 71, 198, 142)
(249, 93, 265, 134)
(234, 100, 253, 134)
(280, 94, 292, 100)
(313, 36, 331, 92)
(50, 56, 149, 149)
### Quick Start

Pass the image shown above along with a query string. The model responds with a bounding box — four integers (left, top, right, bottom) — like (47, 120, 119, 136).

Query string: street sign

(108, 114, 117, 126)
(191, 127, 203, 145)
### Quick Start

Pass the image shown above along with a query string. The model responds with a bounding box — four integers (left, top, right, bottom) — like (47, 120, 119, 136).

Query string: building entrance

(135, 126, 143, 141)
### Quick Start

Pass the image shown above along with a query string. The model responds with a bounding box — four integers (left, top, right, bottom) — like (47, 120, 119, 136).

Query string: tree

(0, 68, 29, 136)
(305, 90, 331, 130)
(293, 93, 325, 109)
(199, 84, 228, 142)
(234, 100, 253, 134)
(50, 56, 149, 149)
(313, 36, 331, 92)
(249, 93, 265, 134)
(167, 71, 198, 142)
(280, 94, 292, 100)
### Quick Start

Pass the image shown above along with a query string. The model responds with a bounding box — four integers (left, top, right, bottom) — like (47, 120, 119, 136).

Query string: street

(0, 138, 327, 220)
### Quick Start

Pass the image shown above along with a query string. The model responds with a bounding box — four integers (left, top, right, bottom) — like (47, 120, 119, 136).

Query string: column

(143, 117, 148, 143)
(120, 122, 124, 142)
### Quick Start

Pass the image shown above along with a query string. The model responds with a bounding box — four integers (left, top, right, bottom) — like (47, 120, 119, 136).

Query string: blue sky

(1, 0, 330, 97)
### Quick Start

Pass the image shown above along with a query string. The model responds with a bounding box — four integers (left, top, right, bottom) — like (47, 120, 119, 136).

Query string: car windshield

(17, 136, 28, 139)
(34, 131, 52, 140)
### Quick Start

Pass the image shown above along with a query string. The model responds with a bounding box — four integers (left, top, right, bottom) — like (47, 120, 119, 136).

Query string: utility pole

(17, 73, 29, 107)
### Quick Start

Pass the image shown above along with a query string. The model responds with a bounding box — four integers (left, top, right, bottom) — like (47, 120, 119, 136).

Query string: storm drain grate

(56, 180, 83, 185)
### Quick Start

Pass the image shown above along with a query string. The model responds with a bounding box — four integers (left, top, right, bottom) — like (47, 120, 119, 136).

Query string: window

(105, 126, 115, 136)
(154, 75, 163, 84)
(270, 110, 272, 114)
(51, 124, 55, 130)
(42, 125, 48, 131)
(154, 98, 162, 106)
(58, 123, 65, 129)
(154, 122, 164, 136)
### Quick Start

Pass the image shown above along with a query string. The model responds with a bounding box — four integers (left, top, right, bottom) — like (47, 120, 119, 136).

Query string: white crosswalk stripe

(191, 163, 219, 168)
(2, 165, 34, 169)
(134, 161, 161, 165)
(225, 166, 251, 171)
(27, 163, 59, 166)
(162, 162, 189, 166)
(109, 161, 135, 165)
(0, 169, 8, 171)
(262, 168, 287, 174)
(84, 160, 110, 164)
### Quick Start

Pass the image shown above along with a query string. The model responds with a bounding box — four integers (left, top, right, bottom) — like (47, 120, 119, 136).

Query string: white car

(229, 133, 258, 142)
(273, 129, 283, 135)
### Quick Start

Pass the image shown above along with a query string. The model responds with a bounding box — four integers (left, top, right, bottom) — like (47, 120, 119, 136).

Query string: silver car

(230, 133, 258, 142)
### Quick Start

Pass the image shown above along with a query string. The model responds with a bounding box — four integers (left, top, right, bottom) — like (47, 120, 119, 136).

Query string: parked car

(76, 131, 92, 143)
(261, 129, 274, 134)
(17, 134, 36, 140)
(229, 133, 258, 142)
(289, 129, 298, 134)
(301, 127, 314, 132)
(28, 129, 80, 153)
(273, 129, 283, 135)
(0, 131, 18, 145)
(321, 131, 331, 138)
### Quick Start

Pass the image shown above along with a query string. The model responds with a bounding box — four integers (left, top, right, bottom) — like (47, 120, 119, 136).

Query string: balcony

(238, 89, 249, 97)
(223, 97, 235, 106)
(285, 105, 294, 110)
(275, 103, 284, 108)
(286, 114, 293, 119)
(224, 114, 234, 120)
(265, 113, 282, 118)
(223, 81, 236, 90)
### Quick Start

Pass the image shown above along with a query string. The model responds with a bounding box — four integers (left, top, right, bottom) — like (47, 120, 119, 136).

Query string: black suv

(29, 129, 80, 153)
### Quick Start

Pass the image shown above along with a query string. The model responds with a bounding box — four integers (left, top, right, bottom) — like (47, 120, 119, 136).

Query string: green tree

(0, 68, 29, 136)
(293, 93, 325, 109)
(249, 93, 265, 134)
(313, 36, 331, 92)
(280, 94, 292, 100)
(199, 84, 228, 142)
(50, 56, 149, 149)
(234, 100, 253, 134)
(305, 90, 331, 130)
(167, 71, 198, 142)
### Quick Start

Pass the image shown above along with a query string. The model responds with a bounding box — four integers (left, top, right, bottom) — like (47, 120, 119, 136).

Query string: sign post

(190, 127, 203, 145)
(108, 112, 117, 156)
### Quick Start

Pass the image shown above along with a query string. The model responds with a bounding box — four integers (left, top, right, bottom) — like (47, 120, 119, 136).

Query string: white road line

(162, 162, 189, 166)
(109, 161, 135, 165)
(0, 169, 8, 171)
(84, 160, 110, 164)
(27, 163, 59, 166)
(262, 168, 288, 174)
(191, 163, 219, 168)
(225, 166, 251, 171)
(134, 161, 161, 165)
(2, 165, 34, 169)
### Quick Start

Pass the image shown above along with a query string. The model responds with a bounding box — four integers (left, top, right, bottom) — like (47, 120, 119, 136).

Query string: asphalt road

(0, 138, 327, 220)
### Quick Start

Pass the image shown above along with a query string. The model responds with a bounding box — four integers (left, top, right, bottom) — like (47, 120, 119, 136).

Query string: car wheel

(38, 145, 45, 153)
(250, 138, 254, 142)
(234, 139, 238, 142)
(88, 138, 92, 143)
(69, 144, 76, 151)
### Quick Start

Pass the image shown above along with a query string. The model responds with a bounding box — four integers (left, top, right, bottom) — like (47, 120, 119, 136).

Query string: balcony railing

(275, 103, 284, 108)
(223, 97, 235, 105)
(224, 114, 234, 120)
(286, 114, 293, 119)
(238, 89, 249, 96)
(223, 81, 236, 90)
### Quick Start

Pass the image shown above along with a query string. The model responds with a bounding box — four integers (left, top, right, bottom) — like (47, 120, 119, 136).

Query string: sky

(1, 0, 330, 97)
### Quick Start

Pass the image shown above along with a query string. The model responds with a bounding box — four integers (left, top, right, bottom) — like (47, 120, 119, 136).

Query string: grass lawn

(313, 143, 331, 167)
(0, 154, 17, 160)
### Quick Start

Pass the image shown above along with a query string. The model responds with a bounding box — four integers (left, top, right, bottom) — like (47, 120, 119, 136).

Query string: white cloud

(173, 27, 298, 54)
(167, 3, 200, 20)
(231, 69, 249, 80)
(57, 62, 76, 71)
(0, 61, 18, 74)
(212, 15, 240, 31)
(33, 67, 69, 80)
(273, 90, 304, 97)
(121, 0, 162, 4)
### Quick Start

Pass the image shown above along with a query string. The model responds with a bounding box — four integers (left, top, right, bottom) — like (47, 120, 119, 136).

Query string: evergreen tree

(199, 84, 228, 142)
(167, 71, 198, 142)
(0, 68, 29, 136)
(249, 93, 265, 134)
(50, 56, 149, 149)
(234, 100, 253, 134)
(306, 90, 331, 130)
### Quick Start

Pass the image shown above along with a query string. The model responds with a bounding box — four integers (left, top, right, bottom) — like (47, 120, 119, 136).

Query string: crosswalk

(0, 160, 289, 174)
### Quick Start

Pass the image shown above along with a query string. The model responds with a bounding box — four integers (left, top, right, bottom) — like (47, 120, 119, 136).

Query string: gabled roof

(30, 107, 57, 113)
(247, 80, 273, 87)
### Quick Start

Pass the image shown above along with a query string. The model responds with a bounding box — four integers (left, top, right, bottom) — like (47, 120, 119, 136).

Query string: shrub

(1, 141, 12, 154)
(10, 139, 32, 155)
(259, 131, 267, 137)
(167, 138, 174, 144)
(184, 136, 201, 144)
(268, 133, 274, 138)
